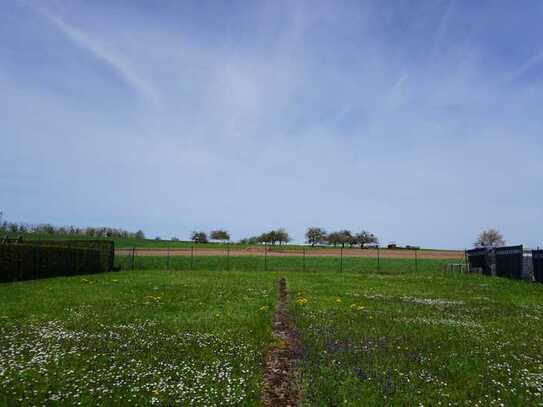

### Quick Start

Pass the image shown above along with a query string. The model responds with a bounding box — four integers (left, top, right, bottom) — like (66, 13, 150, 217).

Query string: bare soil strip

(262, 278, 302, 407)
(116, 247, 464, 260)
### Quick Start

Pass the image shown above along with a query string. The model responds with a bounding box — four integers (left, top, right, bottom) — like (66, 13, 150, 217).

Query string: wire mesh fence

(114, 246, 456, 274)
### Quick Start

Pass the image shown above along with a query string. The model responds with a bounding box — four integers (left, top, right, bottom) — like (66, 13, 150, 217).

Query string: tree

(306, 227, 327, 246)
(326, 232, 340, 247)
(336, 230, 353, 248)
(135, 230, 145, 239)
(258, 229, 290, 245)
(356, 231, 379, 248)
(191, 231, 208, 244)
(474, 229, 505, 248)
(210, 230, 230, 242)
(276, 228, 290, 245)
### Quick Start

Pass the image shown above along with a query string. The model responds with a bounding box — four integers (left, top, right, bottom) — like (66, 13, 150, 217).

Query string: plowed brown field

(116, 246, 464, 260)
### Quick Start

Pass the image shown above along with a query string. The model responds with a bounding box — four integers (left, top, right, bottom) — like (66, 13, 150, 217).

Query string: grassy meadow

(288, 271, 543, 406)
(0, 271, 277, 406)
(114, 254, 450, 274)
(1, 261, 542, 405)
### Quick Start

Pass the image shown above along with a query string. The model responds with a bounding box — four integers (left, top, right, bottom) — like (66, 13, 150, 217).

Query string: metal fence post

(190, 245, 194, 270)
(377, 246, 380, 273)
(415, 249, 418, 272)
(131, 247, 135, 271)
(226, 244, 230, 271)
(303, 247, 306, 272)
(264, 243, 268, 272)
(340, 246, 343, 272)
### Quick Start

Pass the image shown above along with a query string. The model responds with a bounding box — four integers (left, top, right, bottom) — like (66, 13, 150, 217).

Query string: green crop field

(4, 232, 461, 252)
(114, 255, 449, 274)
(1, 263, 542, 405)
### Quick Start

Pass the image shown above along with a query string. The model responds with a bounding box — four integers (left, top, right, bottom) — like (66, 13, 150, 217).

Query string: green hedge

(0, 240, 114, 283)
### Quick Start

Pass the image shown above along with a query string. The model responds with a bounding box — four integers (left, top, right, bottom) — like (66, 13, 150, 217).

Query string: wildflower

(336, 298, 342, 304)
(296, 297, 308, 305)
(259, 306, 269, 312)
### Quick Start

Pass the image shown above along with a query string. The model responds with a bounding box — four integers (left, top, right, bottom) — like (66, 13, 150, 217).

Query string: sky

(1, 0, 543, 249)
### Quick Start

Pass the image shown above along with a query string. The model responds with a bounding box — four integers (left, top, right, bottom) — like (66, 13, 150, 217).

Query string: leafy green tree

(356, 231, 379, 248)
(191, 231, 209, 244)
(210, 230, 230, 242)
(276, 228, 290, 245)
(305, 227, 327, 246)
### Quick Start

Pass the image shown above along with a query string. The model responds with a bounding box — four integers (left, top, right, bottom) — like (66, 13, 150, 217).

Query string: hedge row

(0, 240, 114, 283)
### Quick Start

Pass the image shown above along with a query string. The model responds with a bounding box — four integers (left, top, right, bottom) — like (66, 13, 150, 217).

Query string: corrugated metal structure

(495, 245, 524, 279)
(466, 248, 492, 275)
(533, 250, 543, 283)
(468, 245, 536, 281)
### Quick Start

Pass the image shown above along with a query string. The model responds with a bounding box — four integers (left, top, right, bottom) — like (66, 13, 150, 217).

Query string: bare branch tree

(474, 228, 505, 248)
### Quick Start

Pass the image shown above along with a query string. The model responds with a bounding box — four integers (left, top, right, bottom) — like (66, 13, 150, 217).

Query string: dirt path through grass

(262, 278, 302, 406)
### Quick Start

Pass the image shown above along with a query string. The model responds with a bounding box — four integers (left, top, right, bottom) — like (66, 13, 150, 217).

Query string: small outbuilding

(466, 247, 492, 276)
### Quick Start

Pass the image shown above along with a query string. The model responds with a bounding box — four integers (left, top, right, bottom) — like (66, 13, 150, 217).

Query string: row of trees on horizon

(0, 218, 377, 248)
(1, 212, 512, 249)
(0, 213, 146, 240)
(200, 227, 379, 248)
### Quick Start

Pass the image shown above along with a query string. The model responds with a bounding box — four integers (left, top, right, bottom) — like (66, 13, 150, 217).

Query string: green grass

(287, 270, 543, 406)
(2, 265, 541, 406)
(0, 271, 277, 406)
(115, 255, 450, 274)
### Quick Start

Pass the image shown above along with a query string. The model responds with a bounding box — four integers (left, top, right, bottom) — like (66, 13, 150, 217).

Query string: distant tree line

(238, 229, 290, 245)
(190, 230, 231, 244)
(305, 227, 378, 248)
(0, 212, 380, 247)
(0, 219, 145, 240)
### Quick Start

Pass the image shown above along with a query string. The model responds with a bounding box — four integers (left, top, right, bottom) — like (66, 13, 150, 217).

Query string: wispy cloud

(34, 6, 159, 106)
(509, 51, 543, 82)
(432, 0, 456, 56)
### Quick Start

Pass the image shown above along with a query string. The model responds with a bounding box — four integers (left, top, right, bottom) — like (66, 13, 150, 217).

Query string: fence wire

(114, 246, 454, 274)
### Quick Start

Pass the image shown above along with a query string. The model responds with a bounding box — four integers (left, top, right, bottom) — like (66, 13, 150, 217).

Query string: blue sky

(1, 0, 543, 248)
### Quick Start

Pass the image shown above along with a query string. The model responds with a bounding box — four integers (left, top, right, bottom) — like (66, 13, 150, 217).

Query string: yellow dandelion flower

(336, 298, 342, 304)
(296, 297, 308, 305)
